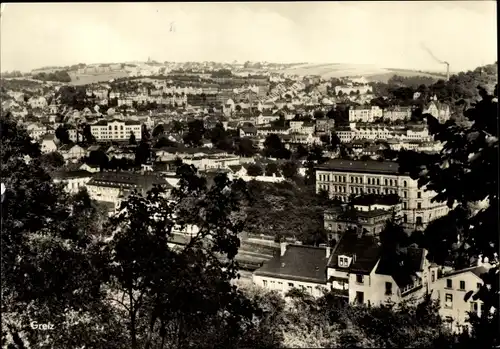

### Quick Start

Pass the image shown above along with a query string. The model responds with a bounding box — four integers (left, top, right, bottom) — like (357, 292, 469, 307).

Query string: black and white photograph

(0, 1, 498, 348)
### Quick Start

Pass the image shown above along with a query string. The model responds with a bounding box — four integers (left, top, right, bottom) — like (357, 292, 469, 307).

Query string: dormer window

(338, 255, 351, 268)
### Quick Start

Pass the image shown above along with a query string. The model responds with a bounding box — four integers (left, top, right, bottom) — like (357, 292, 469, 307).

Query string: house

(90, 119, 142, 142)
(324, 194, 401, 242)
(27, 96, 48, 109)
(40, 134, 58, 153)
(252, 243, 331, 298)
(327, 230, 429, 306)
(51, 170, 93, 194)
(430, 265, 491, 333)
(86, 171, 173, 213)
(239, 125, 258, 138)
(26, 122, 47, 140)
(315, 119, 335, 134)
(79, 163, 101, 173)
(59, 144, 86, 162)
(423, 99, 451, 124)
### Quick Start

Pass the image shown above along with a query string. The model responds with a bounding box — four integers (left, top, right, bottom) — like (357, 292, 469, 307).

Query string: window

(403, 202, 407, 209)
(307, 286, 312, 294)
(403, 180, 407, 187)
(459, 281, 466, 290)
(446, 279, 453, 289)
(377, 179, 380, 185)
(445, 294, 453, 308)
(477, 283, 481, 289)
(385, 179, 388, 185)
(403, 191, 407, 198)
(445, 316, 454, 330)
(385, 282, 393, 295)
(417, 202, 422, 209)
(416, 216, 423, 225)
(417, 191, 422, 199)
(356, 291, 364, 304)
(356, 274, 364, 284)
(431, 271, 435, 282)
(339, 256, 349, 267)
(403, 214, 408, 223)
(288, 282, 294, 288)
(263, 280, 267, 287)
(471, 302, 478, 313)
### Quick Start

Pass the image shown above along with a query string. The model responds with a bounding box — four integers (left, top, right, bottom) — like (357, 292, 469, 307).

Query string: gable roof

(254, 244, 329, 284)
(328, 230, 381, 274)
(441, 265, 489, 279)
(375, 247, 425, 288)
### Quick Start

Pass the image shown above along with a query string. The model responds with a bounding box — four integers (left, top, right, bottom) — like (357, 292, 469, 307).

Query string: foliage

(280, 161, 298, 180)
(235, 137, 257, 158)
(246, 163, 263, 177)
(183, 120, 206, 147)
(263, 134, 291, 159)
(32, 70, 72, 83)
(1, 113, 117, 348)
(152, 124, 165, 138)
(398, 86, 499, 346)
(39, 151, 65, 171)
(55, 125, 71, 144)
(244, 181, 326, 243)
(129, 132, 137, 145)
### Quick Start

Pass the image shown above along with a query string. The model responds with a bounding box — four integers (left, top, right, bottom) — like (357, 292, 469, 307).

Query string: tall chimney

(280, 242, 287, 257)
(446, 63, 450, 81)
(326, 246, 331, 259)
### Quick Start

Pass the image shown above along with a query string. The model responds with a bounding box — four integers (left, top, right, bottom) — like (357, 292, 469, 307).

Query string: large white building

(315, 159, 449, 231)
(90, 119, 142, 142)
(348, 106, 383, 123)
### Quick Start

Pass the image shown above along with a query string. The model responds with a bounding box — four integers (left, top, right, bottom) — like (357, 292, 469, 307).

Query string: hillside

(67, 70, 130, 86)
(279, 63, 447, 82)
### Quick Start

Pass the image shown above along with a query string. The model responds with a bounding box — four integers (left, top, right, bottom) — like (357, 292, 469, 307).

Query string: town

(1, 2, 497, 349)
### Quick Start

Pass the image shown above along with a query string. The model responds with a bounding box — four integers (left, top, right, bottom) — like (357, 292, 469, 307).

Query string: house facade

(90, 119, 142, 142)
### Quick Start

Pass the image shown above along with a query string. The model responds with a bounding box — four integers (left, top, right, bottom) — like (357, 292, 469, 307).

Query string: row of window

(445, 279, 481, 291)
(261, 279, 315, 295)
(317, 174, 413, 189)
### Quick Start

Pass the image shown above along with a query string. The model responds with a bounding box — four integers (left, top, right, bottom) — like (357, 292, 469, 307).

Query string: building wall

(252, 274, 328, 298)
(90, 120, 142, 141)
(430, 272, 485, 333)
(54, 177, 92, 194)
(316, 169, 449, 230)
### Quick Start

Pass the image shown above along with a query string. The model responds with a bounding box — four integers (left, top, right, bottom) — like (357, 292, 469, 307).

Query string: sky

(0, 2, 497, 72)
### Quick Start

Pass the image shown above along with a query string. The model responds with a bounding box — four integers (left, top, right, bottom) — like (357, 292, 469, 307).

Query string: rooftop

(329, 230, 381, 274)
(254, 244, 329, 284)
(316, 159, 404, 175)
(87, 171, 172, 189)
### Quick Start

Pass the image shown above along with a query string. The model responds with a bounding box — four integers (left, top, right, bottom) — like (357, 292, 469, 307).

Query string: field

(278, 63, 447, 82)
(67, 70, 130, 85)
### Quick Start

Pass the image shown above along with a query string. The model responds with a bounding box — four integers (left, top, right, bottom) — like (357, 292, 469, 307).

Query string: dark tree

(141, 124, 151, 142)
(246, 163, 264, 177)
(265, 162, 280, 177)
(129, 131, 137, 145)
(183, 119, 206, 147)
(281, 161, 298, 180)
(236, 137, 256, 158)
(398, 86, 499, 347)
(55, 125, 71, 144)
(134, 140, 151, 166)
(152, 124, 165, 137)
(85, 150, 109, 170)
(40, 151, 65, 170)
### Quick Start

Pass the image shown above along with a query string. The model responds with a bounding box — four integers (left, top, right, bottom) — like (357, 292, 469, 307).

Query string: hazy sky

(0, 2, 497, 72)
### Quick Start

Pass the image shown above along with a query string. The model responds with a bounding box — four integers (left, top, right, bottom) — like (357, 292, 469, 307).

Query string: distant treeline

(32, 70, 72, 83)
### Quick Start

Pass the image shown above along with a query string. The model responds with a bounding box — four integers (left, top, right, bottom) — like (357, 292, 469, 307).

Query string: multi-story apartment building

(90, 119, 142, 142)
(315, 159, 449, 231)
(349, 106, 383, 123)
(383, 106, 412, 121)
